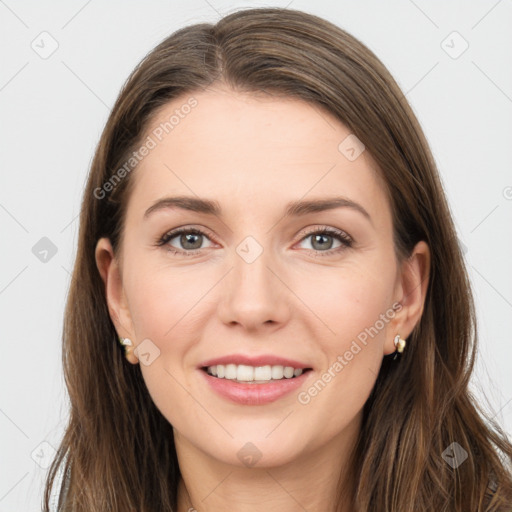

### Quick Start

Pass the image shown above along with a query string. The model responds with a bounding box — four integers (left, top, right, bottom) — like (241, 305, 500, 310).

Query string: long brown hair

(43, 7, 512, 511)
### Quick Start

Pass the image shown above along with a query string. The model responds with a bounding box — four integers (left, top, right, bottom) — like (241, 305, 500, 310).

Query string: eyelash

(156, 225, 353, 258)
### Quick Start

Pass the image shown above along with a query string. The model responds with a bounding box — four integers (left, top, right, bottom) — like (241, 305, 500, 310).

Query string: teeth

(254, 365, 272, 380)
(225, 364, 237, 380)
(284, 366, 295, 378)
(237, 365, 254, 381)
(206, 364, 305, 382)
(271, 365, 284, 379)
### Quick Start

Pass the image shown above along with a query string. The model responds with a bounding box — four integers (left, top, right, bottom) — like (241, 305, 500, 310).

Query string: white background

(1, 1, 511, 510)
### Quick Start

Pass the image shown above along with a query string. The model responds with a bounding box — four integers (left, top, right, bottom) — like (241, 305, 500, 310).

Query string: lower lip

(199, 369, 312, 405)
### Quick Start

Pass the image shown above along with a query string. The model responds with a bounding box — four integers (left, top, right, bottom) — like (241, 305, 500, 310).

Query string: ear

(95, 237, 139, 364)
(384, 240, 431, 356)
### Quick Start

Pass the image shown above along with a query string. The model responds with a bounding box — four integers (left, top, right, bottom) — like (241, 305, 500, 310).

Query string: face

(97, 85, 428, 470)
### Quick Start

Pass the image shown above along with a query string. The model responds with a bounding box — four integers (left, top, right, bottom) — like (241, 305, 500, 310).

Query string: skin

(96, 84, 430, 512)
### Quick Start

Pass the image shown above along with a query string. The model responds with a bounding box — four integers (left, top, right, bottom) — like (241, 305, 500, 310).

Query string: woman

(43, 7, 512, 511)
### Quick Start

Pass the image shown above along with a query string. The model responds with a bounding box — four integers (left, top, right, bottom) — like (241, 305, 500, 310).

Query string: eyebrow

(144, 195, 373, 224)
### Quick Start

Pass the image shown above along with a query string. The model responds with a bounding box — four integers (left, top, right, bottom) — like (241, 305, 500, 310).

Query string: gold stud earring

(393, 334, 406, 360)
(118, 336, 133, 357)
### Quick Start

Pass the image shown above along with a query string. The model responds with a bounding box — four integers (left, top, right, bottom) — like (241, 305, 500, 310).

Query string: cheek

(295, 262, 394, 409)
(122, 262, 207, 424)
(124, 258, 204, 340)
(299, 259, 394, 347)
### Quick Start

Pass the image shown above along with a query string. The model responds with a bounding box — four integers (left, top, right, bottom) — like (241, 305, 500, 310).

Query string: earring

(118, 336, 133, 357)
(393, 334, 406, 360)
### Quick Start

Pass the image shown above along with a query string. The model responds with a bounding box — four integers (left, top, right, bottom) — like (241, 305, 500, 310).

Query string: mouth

(201, 364, 313, 384)
(199, 364, 314, 405)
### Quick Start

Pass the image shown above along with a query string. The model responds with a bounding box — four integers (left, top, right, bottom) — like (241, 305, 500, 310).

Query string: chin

(201, 433, 308, 469)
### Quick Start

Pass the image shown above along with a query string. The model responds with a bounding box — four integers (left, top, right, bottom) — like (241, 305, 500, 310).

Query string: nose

(217, 244, 292, 333)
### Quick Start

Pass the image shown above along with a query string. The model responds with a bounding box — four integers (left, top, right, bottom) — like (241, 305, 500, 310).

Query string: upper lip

(198, 354, 312, 370)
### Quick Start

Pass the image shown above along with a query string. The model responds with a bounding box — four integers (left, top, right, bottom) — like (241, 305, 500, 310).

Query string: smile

(204, 364, 311, 383)
(199, 366, 313, 405)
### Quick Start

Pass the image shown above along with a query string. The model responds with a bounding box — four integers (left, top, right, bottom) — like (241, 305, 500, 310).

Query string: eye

(157, 227, 215, 256)
(295, 226, 353, 257)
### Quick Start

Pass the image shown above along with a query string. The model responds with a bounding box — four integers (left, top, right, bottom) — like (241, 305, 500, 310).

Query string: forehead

(127, 86, 390, 227)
